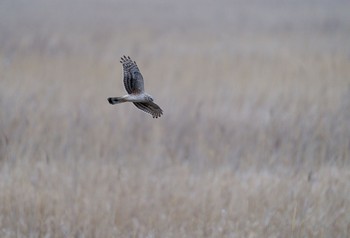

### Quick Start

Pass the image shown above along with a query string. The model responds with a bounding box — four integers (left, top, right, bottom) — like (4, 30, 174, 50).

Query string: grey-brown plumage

(108, 56, 163, 118)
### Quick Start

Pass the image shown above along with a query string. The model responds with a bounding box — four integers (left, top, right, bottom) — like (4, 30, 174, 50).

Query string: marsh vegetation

(0, 0, 350, 237)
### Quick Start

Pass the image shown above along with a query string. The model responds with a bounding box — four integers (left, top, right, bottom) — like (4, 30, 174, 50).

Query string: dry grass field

(1, 0, 350, 237)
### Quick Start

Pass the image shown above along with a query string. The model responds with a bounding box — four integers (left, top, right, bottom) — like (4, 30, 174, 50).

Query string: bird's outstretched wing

(120, 56, 144, 94)
(133, 102, 163, 118)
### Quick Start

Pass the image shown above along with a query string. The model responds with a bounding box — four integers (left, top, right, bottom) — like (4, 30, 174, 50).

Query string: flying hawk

(108, 56, 163, 118)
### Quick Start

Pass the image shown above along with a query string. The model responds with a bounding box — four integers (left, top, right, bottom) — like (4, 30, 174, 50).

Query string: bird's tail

(108, 97, 126, 105)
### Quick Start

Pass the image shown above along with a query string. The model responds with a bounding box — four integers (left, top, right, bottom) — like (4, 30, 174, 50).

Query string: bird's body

(108, 56, 163, 118)
(108, 93, 153, 104)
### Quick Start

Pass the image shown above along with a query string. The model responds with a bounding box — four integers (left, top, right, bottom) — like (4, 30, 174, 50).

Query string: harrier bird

(108, 56, 163, 118)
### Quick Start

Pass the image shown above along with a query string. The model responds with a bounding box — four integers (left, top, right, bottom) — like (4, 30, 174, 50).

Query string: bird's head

(145, 94, 154, 102)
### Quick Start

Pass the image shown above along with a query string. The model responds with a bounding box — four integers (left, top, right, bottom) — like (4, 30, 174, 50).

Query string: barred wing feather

(133, 102, 163, 118)
(120, 55, 144, 94)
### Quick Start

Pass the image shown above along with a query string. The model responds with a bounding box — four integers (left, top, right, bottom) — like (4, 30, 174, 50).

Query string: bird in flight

(108, 56, 163, 118)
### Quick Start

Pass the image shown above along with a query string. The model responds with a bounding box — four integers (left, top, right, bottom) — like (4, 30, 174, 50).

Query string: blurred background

(0, 0, 350, 237)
